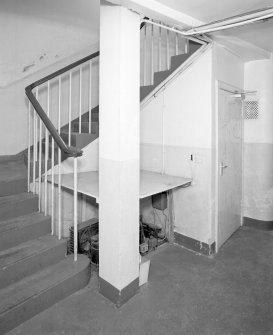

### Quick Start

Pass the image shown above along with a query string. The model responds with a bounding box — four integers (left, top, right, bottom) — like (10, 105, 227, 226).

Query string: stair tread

(0, 192, 37, 205)
(61, 131, 96, 137)
(0, 254, 89, 315)
(0, 235, 66, 269)
(0, 212, 49, 234)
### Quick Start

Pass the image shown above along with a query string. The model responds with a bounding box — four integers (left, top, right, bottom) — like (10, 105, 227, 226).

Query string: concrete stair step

(0, 235, 67, 289)
(0, 254, 90, 335)
(0, 192, 38, 221)
(170, 53, 190, 71)
(140, 85, 156, 101)
(81, 107, 99, 122)
(154, 69, 172, 86)
(189, 40, 202, 54)
(0, 213, 51, 252)
(0, 160, 27, 197)
(60, 132, 98, 148)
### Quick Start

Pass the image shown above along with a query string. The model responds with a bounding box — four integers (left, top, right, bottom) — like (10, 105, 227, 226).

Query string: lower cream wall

(140, 143, 212, 243)
(244, 59, 273, 223)
(244, 143, 273, 221)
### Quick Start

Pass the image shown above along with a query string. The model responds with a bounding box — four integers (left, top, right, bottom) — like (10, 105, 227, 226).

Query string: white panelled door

(217, 88, 243, 249)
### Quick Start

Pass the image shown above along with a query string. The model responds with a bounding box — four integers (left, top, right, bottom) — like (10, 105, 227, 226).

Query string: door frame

(214, 80, 244, 252)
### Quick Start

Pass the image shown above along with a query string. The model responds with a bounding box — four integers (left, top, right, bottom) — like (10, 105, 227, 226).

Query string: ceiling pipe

(186, 6, 273, 35)
(141, 6, 273, 37)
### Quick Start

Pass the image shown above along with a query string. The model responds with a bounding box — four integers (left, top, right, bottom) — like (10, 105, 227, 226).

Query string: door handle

(219, 163, 228, 176)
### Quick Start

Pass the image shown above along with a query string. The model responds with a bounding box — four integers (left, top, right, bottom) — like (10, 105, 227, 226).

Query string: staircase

(0, 158, 90, 335)
(0, 21, 204, 334)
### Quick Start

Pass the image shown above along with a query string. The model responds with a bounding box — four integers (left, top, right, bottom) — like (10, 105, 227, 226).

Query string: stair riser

(0, 264, 90, 335)
(154, 71, 171, 87)
(0, 196, 38, 221)
(61, 133, 98, 148)
(0, 242, 66, 289)
(0, 217, 50, 252)
(170, 54, 189, 72)
(0, 178, 27, 197)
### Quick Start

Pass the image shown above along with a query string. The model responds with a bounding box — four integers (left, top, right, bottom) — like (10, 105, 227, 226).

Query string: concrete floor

(8, 226, 273, 335)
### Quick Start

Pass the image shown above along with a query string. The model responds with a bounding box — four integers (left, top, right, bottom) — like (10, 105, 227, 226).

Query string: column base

(99, 276, 139, 307)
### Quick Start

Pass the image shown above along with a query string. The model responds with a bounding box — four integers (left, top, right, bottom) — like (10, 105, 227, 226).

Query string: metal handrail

(25, 51, 99, 157)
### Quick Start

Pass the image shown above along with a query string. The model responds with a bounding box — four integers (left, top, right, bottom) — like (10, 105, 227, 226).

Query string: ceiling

(156, 0, 273, 53)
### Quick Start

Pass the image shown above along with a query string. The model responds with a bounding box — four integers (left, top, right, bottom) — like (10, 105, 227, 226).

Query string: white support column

(99, 3, 140, 307)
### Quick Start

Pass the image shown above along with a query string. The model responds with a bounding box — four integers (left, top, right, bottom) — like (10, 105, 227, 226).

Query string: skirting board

(99, 276, 139, 307)
(174, 232, 215, 256)
(243, 217, 273, 231)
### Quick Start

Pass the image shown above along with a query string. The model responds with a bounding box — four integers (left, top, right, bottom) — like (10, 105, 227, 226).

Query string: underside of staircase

(0, 158, 90, 335)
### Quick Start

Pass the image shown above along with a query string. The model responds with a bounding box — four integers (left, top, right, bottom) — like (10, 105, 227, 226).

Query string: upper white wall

(0, 0, 99, 86)
(244, 59, 273, 144)
(141, 47, 213, 149)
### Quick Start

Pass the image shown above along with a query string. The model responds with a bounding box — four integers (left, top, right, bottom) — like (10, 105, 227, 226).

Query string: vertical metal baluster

(158, 25, 162, 72)
(73, 157, 78, 262)
(166, 29, 170, 70)
(89, 61, 92, 134)
(51, 136, 54, 235)
(37, 88, 42, 212)
(69, 71, 72, 147)
(143, 24, 147, 86)
(44, 81, 50, 216)
(175, 32, 178, 56)
(151, 23, 154, 85)
(33, 111, 36, 194)
(185, 39, 189, 54)
(27, 101, 31, 192)
(79, 66, 82, 134)
(58, 76, 62, 240)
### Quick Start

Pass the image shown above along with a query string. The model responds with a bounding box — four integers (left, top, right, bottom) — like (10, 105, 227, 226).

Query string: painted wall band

(99, 276, 139, 307)
(174, 232, 215, 256)
(243, 217, 273, 231)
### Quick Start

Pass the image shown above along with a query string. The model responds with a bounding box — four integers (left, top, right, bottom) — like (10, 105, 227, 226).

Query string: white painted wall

(243, 59, 273, 221)
(0, 0, 99, 86)
(141, 47, 213, 244)
(0, 0, 100, 156)
(0, 46, 99, 155)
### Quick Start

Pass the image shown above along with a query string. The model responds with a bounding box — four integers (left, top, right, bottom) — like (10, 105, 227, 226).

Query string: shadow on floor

(8, 227, 273, 335)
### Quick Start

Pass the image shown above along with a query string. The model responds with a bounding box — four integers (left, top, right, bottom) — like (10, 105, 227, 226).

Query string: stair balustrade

(140, 20, 206, 86)
(25, 51, 99, 262)
(25, 21, 206, 263)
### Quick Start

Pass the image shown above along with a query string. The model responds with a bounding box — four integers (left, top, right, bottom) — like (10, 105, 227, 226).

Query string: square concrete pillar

(99, 2, 140, 306)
